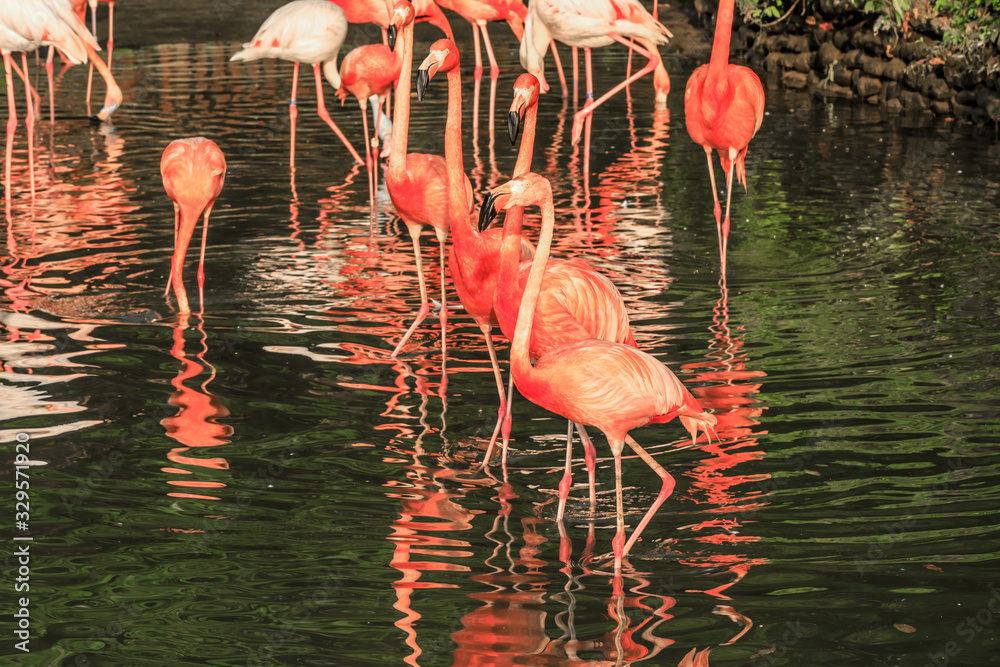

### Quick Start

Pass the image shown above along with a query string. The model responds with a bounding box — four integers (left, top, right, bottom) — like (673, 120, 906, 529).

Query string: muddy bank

(690, 0, 1000, 125)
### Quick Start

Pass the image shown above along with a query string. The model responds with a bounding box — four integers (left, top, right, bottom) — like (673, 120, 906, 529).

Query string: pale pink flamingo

(384, 1, 469, 358)
(684, 0, 764, 276)
(481, 172, 716, 577)
(415, 41, 535, 466)
(230, 0, 363, 169)
(520, 0, 671, 183)
(161, 138, 227, 315)
(1, 0, 121, 211)
(434, 0, 527, 135)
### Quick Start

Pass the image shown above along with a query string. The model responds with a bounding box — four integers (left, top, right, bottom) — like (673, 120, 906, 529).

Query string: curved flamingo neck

(502, 99, 537, 237)
(510, 189, 554, 378)
(709, 0, 734, 79)
(388, 19, 413, 180)
(444, 64, 469, 230)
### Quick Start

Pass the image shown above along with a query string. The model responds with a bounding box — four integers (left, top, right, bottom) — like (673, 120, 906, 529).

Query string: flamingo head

(416, 39, 459, 102)
(388, 1, 416, 51)
(478, 172, 550, 232)
(508, 73, 540, 145)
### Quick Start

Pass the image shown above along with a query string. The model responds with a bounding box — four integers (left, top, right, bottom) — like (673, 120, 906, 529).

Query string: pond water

(2, 8, 1000, 667)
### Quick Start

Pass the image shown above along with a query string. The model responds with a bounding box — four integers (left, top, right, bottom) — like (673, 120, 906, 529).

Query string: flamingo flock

(1, 0, 764, 582)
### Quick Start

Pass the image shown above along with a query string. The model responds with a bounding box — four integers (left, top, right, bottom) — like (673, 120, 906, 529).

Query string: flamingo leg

(621, 434, 676, 558)
(391, 226, 430, 357)
(196, 205, 213, 314)
(480, 324, 508, 464)
(582, 48, 593, 191)
(19, 54, 35, 204)
(576, 423, 597, 513)
(549, 41, 568, 98)
(570, 35, 661, 145)
(289, 62, 299, 169)
(721, 148, 737, 277)
(107, 2, 115, 68)
(704, 146, 722, 235)
(4, 52, 16, 216)
(80, 41, 121, 121)
(360, 101, 375, 233)
(611, 442, 626, 578)
(45, 48, 54, 125)
(165, 202, 180, 296)
(311, 64, 362, 163)
(471, 21, 483, 137)
(571, 46, 579, 112)
(482, 370, 515, 471)
(478, 23, 499, 137)
(557, 420, 574, 522)
(437, 234, 448, 374)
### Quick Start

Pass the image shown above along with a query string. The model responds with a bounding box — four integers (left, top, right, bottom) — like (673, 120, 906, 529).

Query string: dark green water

(1, 9, 999, 667)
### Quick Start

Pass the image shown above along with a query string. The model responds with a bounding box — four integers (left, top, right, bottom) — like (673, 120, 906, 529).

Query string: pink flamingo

(230, 0, 363, 169)
(384, 1, 469, 358)
(481, 172, 716, 577)
(520, 0, 670, 183)
(434, 0, 527, 135)
(415, 40, 535, 464)
(684, 0, 764, 276)
(329, 0, 454, 41)
(161, 138, 227, 315)
(337, 34, 404, 233)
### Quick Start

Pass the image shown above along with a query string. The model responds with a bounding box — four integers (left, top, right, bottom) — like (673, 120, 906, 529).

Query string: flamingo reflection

(159, 315, 232, 501)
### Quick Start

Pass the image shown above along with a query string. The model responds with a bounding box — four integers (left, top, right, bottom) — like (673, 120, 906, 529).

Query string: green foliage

(935, 0, 1000, 48)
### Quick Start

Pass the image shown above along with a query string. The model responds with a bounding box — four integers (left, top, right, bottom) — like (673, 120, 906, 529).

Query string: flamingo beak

(507, 102, 524, 145)
(416, 68, 429, 101)
(387, 25, 398, 51)
(479, 191, 499, 233)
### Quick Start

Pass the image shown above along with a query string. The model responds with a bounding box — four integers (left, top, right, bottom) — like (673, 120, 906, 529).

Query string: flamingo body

(328, 0, 454, 39)
(161, 137, 227, 315)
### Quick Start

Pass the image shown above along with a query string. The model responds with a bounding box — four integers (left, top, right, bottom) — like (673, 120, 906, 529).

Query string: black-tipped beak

(387, 25, 398, 51)
(416, 69, 429, 102)
(507, 109, 521, 145)
(479, 191, 499, 233)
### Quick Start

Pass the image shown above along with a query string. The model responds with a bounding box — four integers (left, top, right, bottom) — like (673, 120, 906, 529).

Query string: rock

(921, 74, 950, 101)
(952, 101, 973, 122)
(819, 0, 855, 15)
(812, 26, 832, 45)
(833, 62, 853, 86)
(842, 48, 862, 69)
(852, 30, 882, 56)
(975, 86, 1000, 122)
(833, 30, 851, 51)
(879, 81, 901, 104)
(860, 54, 887, 78)
(972, 106, 990, 124)
(764, 51, 784, 74)
(817, 42, 842, 68)
(956, 89, 978, 105)
(856, 76, 882, 97)
(897, 39, 931, 62)
(782, 70, 809, 89)
(930, 100, 951, 115)
(900, 90, 927, 111)
(886, 98, 902, 113)
(820, 82, 854, 98)
(780, 52, 800, 70)
(792, 51, 815, 73)
(866, 94, 880, 105)
(883, 58, 907, 82)
(903, 63, 926, 91)
(787, 34, 811, 53)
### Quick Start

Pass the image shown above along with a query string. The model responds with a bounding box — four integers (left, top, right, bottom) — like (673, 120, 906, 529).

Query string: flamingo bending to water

(684, 0, 764, 276)
(230, 0, 363, 168)
(161, 138, 227, 315)
(480, 172, 716, 576)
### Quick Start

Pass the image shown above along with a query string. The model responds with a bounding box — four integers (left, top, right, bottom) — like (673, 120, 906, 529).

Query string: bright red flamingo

(684, 0, 764, 277)
(329, 0, 454, 42)
(434, 0, 527, 136)
(161, 138, 227, 315)
(415, 41, 535, 465)
(230, 0, 363, 169)
(384, 1, 468, 358)
(337, 33, 404, 234)
(1, 0, 122, 212)
(481, 172, 716, 577)
(520, 0, 670, 184)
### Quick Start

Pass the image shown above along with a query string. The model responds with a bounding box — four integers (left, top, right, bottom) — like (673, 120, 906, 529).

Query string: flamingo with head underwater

(161, 138, 227, 315)
(480, 172, 716, 577)
(684, 0, 764, 277)
(230, 0, 363, 170)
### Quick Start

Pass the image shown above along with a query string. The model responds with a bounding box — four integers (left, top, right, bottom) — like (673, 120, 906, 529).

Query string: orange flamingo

(520, 0, 670, 184)
(384, 1, 469, 358)
(684, 0, 764, 276)
(415, 41, 535, 465)
(337, 34, 404, 233)
(329, 0, 454, 41)
(161, 138, 227, 315)
(230, 0, 363, 169)
(480, 172, 716, 577)
(434, 0, 527, 136)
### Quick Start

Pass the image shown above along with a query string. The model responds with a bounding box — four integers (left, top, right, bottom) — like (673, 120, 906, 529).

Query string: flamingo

(230, 0, 363, 169)
(520, 0, 671, 183)
(337, 36, 403, 234)
(329, 0, 454, 42)
(161, 138, 227, 315)
(434, 0, 527, 135)
(1, 0, 122, 211)
(480, 172, 716, 577)
(384, 1, 470, 358)
(415, 41, 535, 465)
(684, 0, 764, 277)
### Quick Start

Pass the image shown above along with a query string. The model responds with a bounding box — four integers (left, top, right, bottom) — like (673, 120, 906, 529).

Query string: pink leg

(370, 97, 382, 241)
(479, 324, 508, 466)
(19, 54, 34, 204)
(164, 202, 180, 296)
(360, 103, 375, 230)
(571, 46, 579, 112)
(4, 53, 17, 216)
(549, 41, 568, 99)
(556, 420, 574, 521)
(45, 48, 55, 125)
(312, 64, 362, 164)
(622, 434, 676, 558)
(571, 35, 662, 145)
(196, 205, 213, 314)
(582, 48, 593, 190)
(437, 235, 447, 367)
(85, 62, 94, 119)
(482, 371, 515, 471)
(81, 42, 121, 121)
(391, 226, 430, 357)
(611, 444, 626, 578)
(479, 23, 499, 137)
(720, 149, 737, 277)
(705, 147, 722, 234)
(576, 423, 597, 512)
(289, 63, 299, 169)
(107, 2, 115, 67)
